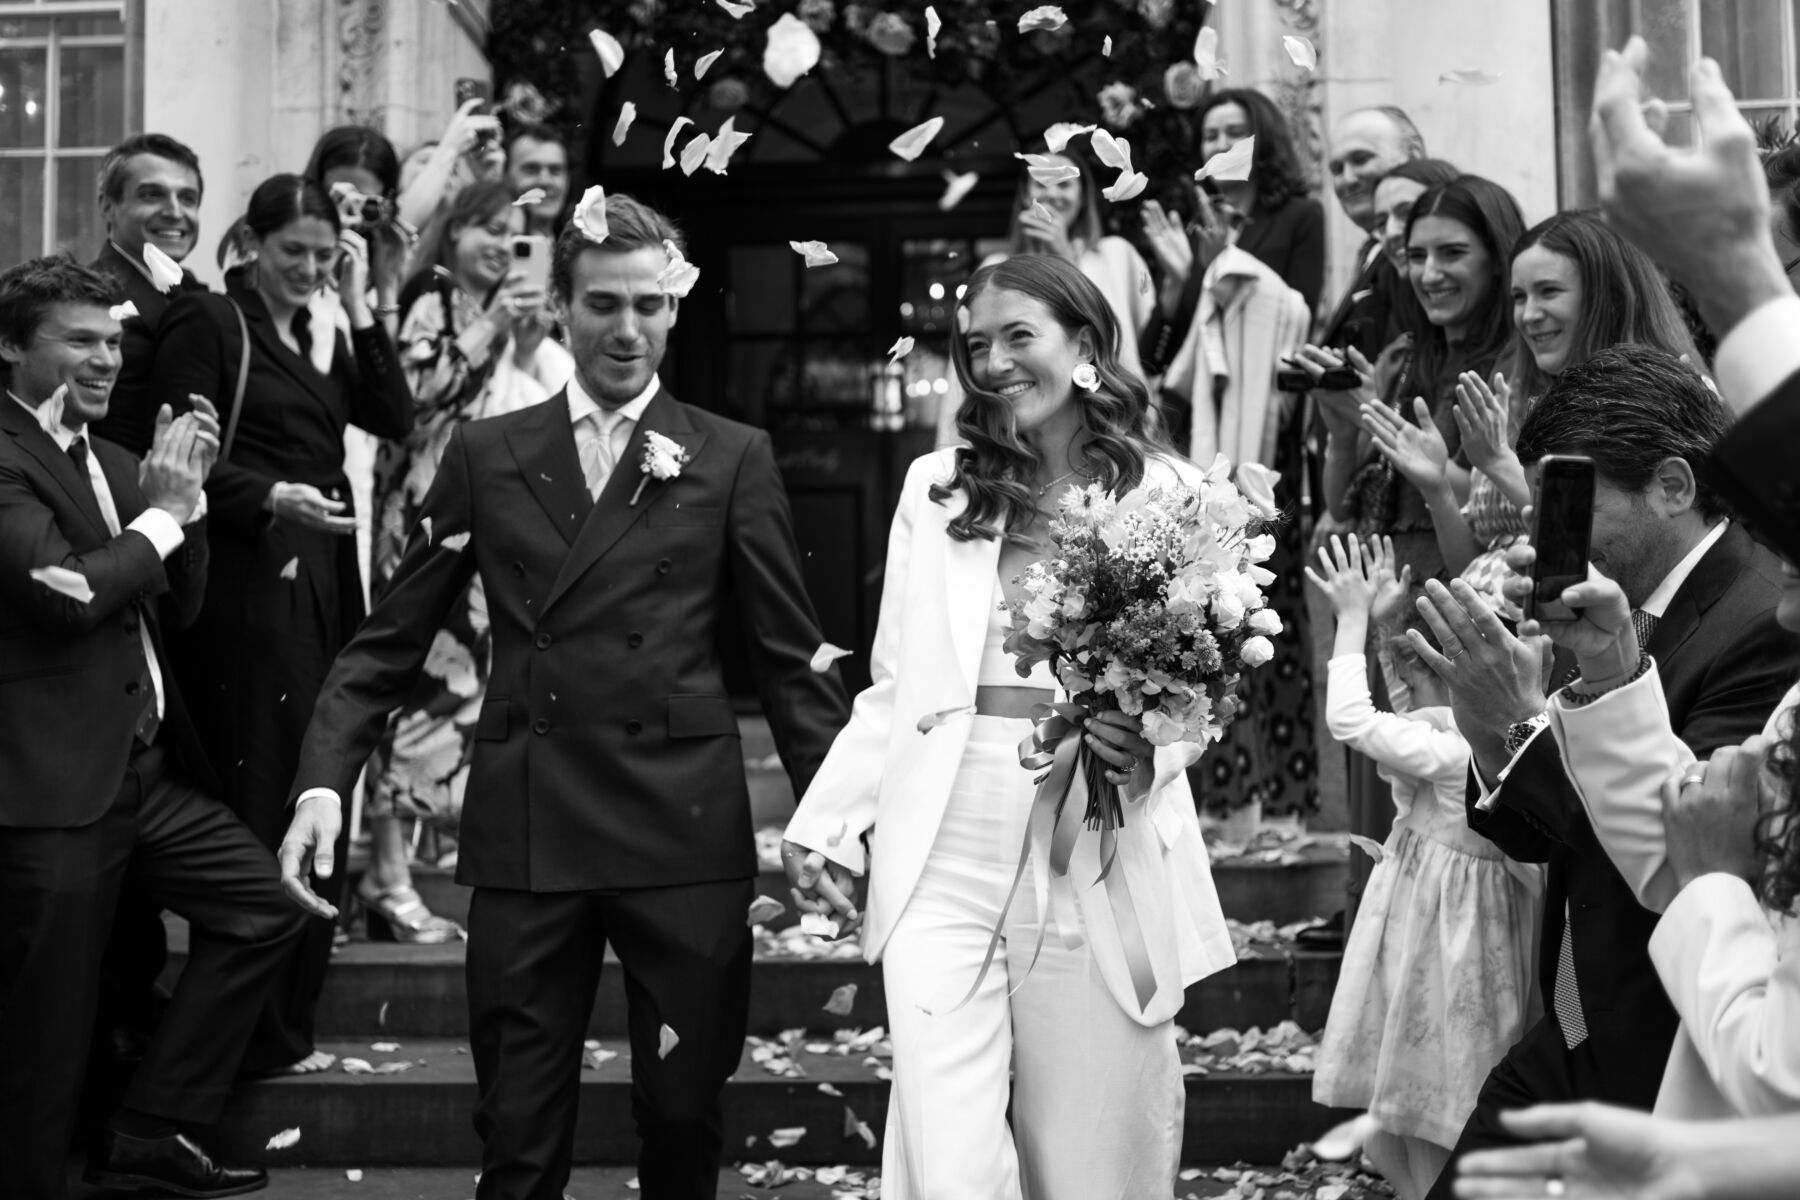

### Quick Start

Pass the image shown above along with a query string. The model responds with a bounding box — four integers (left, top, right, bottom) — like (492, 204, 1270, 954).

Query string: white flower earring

(1071, 361, 1101, 392)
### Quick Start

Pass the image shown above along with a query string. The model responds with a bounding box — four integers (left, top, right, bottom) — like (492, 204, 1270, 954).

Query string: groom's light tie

(575, 410, 621, 499)
(1553, 608, 1658, 1049)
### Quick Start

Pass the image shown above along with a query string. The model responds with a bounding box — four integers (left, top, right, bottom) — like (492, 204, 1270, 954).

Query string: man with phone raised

(1404, 345, 1796, 1198)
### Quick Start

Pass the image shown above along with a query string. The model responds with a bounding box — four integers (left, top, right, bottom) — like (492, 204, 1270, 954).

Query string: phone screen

(1528, 455, 1596, 622)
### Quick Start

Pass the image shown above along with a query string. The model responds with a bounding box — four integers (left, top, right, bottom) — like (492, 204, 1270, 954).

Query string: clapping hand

(1304, 533, 1381, 619)
(1367, 535, 1416, 634)
(780, 838, 862, 938)
(1018, 202, 1076, 261)
(1453, 371, 1516, 473)
(1294, 343, 1378, 436)
(1362, 396, 1449, 491)
(1141, 198, 1194, 313)
(1664, 735, 1775, 891)
(1411, 578, 1550, 763)
(139, 402, 214, 524)
(1501, 530, 1639, 685)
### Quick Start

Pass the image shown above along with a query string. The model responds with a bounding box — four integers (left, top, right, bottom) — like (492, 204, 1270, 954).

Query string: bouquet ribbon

(930, 701, 1158, 1016)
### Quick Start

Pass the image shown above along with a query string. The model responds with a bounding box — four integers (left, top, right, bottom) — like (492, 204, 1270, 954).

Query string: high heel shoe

(355, 878, 464, 945)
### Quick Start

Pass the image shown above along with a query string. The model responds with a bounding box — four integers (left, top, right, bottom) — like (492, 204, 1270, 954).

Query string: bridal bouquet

(1003, 455, 1283, 831)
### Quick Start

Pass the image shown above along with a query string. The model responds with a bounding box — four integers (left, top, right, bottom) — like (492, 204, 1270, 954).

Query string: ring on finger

(1679, 764, 1708, 789)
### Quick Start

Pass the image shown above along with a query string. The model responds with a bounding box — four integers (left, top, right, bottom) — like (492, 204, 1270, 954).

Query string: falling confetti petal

(1195, 135, 1255, 183)
(28, 565, 94, 603)
(695, 49, 722, 79)
(657, 240, 701, 297)
(844, 1106, 877, 1149)
(280, 557, 299, 581)
(584, 1045, 619, 1069)
(1312, 1112, 1382, 1160)
(612, 102, 637, 147)
(790, 240, 839, 268)
(916, 704, 972, 732)
(768, 1126, 807, 1148)
(680, 133, 713, 175)
(817, 1082, 843, 1097)
(1283, 35, 1317, 71)
(925, 6, 940, 56)
(512, 188, 546, 209)
(747, 895, 787, 926)
(717, 0, 754, 16)
(886, 337, 914, 364)
(109, 300, 139, 321)
(440, 532, 471, 552)
(1017, 5, 1067, 33)
(571, 184, 608, 244)
(822, 984, 858, 1016)
(1440, 67, 1502, 85)
(371, 1041, 400, 1052)
(888, 116, 944, 162)
(658, 1024, 680, 1059)
(664, 48, 678, 87)
(1194, 25, 1226, 81)
(265, 1128, 301, 1151)
(1045, 122, 1097, 153)
(763, 13, 822, 89)
(371, 1061, 413, 1074)
(662, 117, 695, 169)
(800, 911, 841, 939)
(1089, 129, 1131, 171)
(704, 116, 753, 173)
(345, 1169, 363, 1182)
(1103, 171, 1147, 202)
(378, 1001, 390, 1027)
(1030, 200, 1056, 224)
(1015, 152, 1081, 186)
(1102, 34, 1112, 56)
(938, 170, 978, 211)
(811, 642, 854, 672)
(1348, 834, 1385, 863)
(588, 29, 625, 78)
(142, 243, 183, 293)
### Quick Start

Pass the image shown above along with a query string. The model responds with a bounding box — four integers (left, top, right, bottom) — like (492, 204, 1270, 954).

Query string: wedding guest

(1371, 160, 1461, 278)
(1192, 87, 1326, 312)
(394, 101, 507, 239)
(0, 254, 301, 1200)
(784, 255, 1237, 1197)
(149, 174, 413, 1076)
(504, 123, 569, 237)
(1406, 346, 1793, 1199)
(1320, 106, 1429, 364)
(305, 126, 410, 335)
(1307, 534, 1542, 1200)
(355, 181, 569, 938)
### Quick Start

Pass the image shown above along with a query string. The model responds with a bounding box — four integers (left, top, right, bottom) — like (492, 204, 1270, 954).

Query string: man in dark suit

(278, 192, 850, 1200)
(0, 256, 303, 1198)
(1318, 106, 1427, 361)
(87, 132, 209, 457)
(1407, 346, 1797, 1199)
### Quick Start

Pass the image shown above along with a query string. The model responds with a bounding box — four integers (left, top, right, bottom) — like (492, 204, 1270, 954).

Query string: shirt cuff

(1713, 293, 1800, 416)
(295, 787, 342, 809)
(126, 506, 185, 560)
(1471, 726, 1543, 811)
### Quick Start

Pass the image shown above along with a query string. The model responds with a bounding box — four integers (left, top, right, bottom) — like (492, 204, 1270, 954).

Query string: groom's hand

(781, 838, 861, 936)
(279, 795, 343, 920)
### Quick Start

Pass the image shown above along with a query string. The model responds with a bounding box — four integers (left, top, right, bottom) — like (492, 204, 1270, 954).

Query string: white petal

(1045, 122, 1096, 153)
(612, 102, 637, 147)
(1194, 135, 1255, 183)
(679, 132, 712, 176)
(658, 1023, 680, 1058)
(1439, 67, 1502, 85)
(915, 704, 972, 732)
(844, 1106, 877, 1149)
(767, 1126, 807, 1148)
(1282, 35, 1317, 71)
(888, 116, 944, 162)
(821, 983, 858, 1015)
(810, 641, 854, 671)
(1015, 152, 1081, 185)
(370, 1041, 401, 1052)
(1102, 34, 1112, 56)
(926, 6, 940, 57)
(656, 241, 701, 298)
(799, 911, 840, 938)
(340, 1057, 374, 1073)
(1348, 834, 1385, 863)
(1102, 169, 1147, 202)
(704, 116, 753, 173)
(662, 117, 694, 169)
(664, 48, 678, 87)
(763, 13, 822, 89)
(938, 170, 978, 211)
(419, 516, 432, 545)
(717, 0, 754, 17)
(1089, 128, 1131, 171)
(345, 1169, 363, 1182)
(511, 187, 546, 208)
(1018, 5, 1068, 33)
(108, 300, 139, 321)
(440, 531, 471, 552)
(746, 895, 786, 926)
(1194, 25, 1223, 81)
(1312, 1112, 1382, 1160)
(571, 184, 609, 243)
(280, 557, 299, 581)
(588, 29, 625, 78)
(28, 565, 94, 603)
(789, 240, 839, 268)
(265, 1127, 301, 1151)
(695, 49, 722, 79)
(142, 243, 183, 293)
(886, 337, 915, 364)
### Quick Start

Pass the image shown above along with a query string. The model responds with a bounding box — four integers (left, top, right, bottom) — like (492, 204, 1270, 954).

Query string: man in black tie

(0, 256, 303, 1198)
(1406, 346, 1797, 1199)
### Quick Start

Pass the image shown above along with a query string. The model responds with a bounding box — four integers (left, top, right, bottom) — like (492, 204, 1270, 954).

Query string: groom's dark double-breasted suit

(294, 383, 848, 1198)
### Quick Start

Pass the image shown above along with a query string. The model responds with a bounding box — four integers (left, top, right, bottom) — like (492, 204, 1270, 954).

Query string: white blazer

(786, 448, 1238, 1026)
(1552, 673, 1800, 1118)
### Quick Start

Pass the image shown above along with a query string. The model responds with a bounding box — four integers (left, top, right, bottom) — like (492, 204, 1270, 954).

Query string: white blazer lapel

(943, 521, 1002, 698)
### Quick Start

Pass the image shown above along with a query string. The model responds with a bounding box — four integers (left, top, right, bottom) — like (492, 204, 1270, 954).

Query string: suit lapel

(942, 502, 1001, 697)
(506, 391, 591, 545)
(233, 284, 339, 411)
(1649, 524, 1749, 665)
(0, 401, 109, 539)
(543, 388, 708, 614)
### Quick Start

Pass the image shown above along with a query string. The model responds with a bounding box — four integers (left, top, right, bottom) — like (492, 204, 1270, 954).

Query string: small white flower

(1248, 608, 1283, 636)
(1240, 635, 1275, 667)
(631, 430, 690, 505)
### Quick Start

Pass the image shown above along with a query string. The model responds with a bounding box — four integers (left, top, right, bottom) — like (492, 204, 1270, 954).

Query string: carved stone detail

(337, 0, 389, 127)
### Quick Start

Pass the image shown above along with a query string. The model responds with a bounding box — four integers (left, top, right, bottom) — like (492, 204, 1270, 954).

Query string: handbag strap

(219, 298, 252, 461)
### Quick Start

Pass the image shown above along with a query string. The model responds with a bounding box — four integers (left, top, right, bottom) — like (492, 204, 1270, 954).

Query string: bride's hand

(1085, 711, 1157, 791)
(780, 838, 861, 934)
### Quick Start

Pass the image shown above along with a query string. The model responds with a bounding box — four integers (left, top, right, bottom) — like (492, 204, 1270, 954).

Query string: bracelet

(1561, 652, 1653, 708)
(373, 303, 400, 317)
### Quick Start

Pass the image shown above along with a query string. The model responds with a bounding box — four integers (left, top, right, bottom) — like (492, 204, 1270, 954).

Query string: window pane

(0, 155, 46, 260)
(727, 245, 795, 333)
(800, 242, 868, 333)
(1702, 1, 1788, 101)
(52, 17, 125, 37)
(55, 154, 103, 255)
(58, 44, 123, 148)
(0, 18, 51, 39)
(0, 46, 49, 149)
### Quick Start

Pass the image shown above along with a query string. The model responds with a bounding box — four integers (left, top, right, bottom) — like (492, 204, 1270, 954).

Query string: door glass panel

(0, 46, 49, 148)
(800, 242, 868, 332)
(58, 44, 123, 147)
(0, 155, 46, 260)
(727, 245, 795, 333)
(55, 154, 104, 254)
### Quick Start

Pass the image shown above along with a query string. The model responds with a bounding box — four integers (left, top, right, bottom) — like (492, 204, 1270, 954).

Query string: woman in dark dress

(153, 174, 413, 1075)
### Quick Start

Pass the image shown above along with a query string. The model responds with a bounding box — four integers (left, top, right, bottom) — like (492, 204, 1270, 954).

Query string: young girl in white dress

(1305, 534, 1543, 1200)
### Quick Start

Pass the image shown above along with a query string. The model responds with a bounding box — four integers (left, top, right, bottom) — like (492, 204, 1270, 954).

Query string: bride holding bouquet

(784, 254, 1271, 1196)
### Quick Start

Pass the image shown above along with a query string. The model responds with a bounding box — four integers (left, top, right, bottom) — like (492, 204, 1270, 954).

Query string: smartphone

(509, 234, 553, 295)
(1525, 454, 1597, 623)
(454, 77, 491, 112)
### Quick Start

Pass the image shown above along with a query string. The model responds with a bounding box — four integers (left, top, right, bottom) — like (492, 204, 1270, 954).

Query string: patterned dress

(1458, 467, 1530, 621)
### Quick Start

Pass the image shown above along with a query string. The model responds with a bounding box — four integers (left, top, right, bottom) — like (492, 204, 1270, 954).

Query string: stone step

(207, 1039, 1354, 1169)
(164, 921, 1338, 1039)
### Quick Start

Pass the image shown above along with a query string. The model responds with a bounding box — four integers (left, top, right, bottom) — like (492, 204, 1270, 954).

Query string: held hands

(1453, 1103, 1706, 1200)
(139, 401, 219, 524)
(1362, 396, 1449, 492)
(267, 482, 358, 535)
(1502, 530, 1640, 685)
(1084, 709, 1156, 792)
(781, 839, 862, 937)
(278, 795, 343, 920)
(1663, 736, 1775, 891)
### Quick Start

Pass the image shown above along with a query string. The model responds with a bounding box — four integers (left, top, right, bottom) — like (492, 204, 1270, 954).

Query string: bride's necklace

(1035, 467, 1084, 497)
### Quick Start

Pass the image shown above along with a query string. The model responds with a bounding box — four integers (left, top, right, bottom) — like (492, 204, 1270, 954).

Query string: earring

(1071, 361, 1100, 391)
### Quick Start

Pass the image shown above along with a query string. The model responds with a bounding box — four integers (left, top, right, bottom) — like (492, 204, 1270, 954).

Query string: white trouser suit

(786, 449, 1237, 1198)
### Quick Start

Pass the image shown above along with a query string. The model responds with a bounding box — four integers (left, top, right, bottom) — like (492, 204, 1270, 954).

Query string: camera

(328, 181, 393, 231)
(1276, 365, 1362, 393)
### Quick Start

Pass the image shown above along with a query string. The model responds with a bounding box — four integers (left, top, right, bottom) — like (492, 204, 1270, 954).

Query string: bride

(784, 254, 1238, 1197)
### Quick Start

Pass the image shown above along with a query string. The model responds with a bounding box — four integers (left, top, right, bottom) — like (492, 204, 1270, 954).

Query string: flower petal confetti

(764, 13, 822, 89)
(664, 48, 678, 87)
(704, 116, 753, 173)
(810, 642, 854, 672)
(1194, 25, 1226, 81)
(822, 984, 858, 1016)
(1348, 834, 1386, 863)
(817, 1082, 843, 1097)
(345, 1168, 363, 1181)
(916, 704, 972, 733)
(717, 0, 754, 17)
(1440, 67, 1502, 85)
(583, 1044, 619, 1069)
(844, 1106, 877, 1149)
(341, 1057, 375, 1074)
(767, 1126, 807, 1148)
(370, 1041, 400, 1052)
(265, 1127, 301, 1151)
(888, 116, 944, 162)
(587, 29, 625, 78)
(512, 188, 546, 208)
(1018, 6, 1067, 33)
(658, 1023, 680, 1059)
(656, 239, 701, 297)
(789, 240, 839, 268)
(938, 170, 978, 211)
(1014, 152, 1081, 186)
(34, 383, 66, 435)
(1312, 1112, 1382, 1160)
(28, 565, 94, 603)
(886, 337, 915, 364)
(109, 300, 139, 321)
(1102, 171, 1148, 202)
(1283, 35, 1318, 71)
(142, 243, 183, 293)
(1195, 135, 1255, 183)
(280, 557, 299, 581)
(679, 133, 713, 176)
(747, 895, 787, 926)
(440, 532, 471, 552)
(1045, 122, 1097, 153)
(662, 117, 694, 169)
(695, 49, 723, 80)
(1089, 129, 1131, 171)
(612, 102, 637, 147)
(571, 184, 608, 244)
(1102, 34, 1112, 56)
(800, 911, 841, 939)
(925, 6, 940, 56)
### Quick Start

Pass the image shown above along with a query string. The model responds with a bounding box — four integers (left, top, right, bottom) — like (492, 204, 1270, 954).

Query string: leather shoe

(85, 1127, 268, 1197)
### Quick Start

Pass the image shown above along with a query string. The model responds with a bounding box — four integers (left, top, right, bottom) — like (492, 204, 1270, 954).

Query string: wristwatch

(1503, 713, 1550, 756)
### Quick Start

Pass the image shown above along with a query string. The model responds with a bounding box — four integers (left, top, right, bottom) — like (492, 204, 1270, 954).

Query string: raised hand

(1361, 395, 1449, 491)
(1304, 533, 1380, 619)
(1502, 530, 1638, 684)
(1368, 535, 1416, 632)
(1141, 198, 1194, 314)
(1453, 371, 1515, 471)
(140, 404, 206, 524)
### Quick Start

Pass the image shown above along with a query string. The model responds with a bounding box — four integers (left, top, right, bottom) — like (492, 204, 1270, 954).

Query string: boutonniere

(632, 430, 690, 505)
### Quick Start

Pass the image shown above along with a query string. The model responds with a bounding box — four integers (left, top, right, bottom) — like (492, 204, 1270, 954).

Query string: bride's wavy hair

(934, 255, 1165, 542)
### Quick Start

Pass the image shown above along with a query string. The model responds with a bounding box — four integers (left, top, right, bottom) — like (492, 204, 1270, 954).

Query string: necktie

(1553, 608, 1659, 1048)
(69, 438, 160, 747)
(576, 411, 620, 499)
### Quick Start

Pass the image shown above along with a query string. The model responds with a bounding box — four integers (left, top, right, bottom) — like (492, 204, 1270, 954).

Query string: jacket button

(656, 558, 672, 575)
(535, 632, 552, 650)
(625, 719, 643, 735)
(532, 718, 550, 735)
(627, 632, 644, 648)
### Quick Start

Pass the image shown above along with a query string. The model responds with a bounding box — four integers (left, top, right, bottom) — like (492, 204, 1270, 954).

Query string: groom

(279, 192, 849, 1200)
